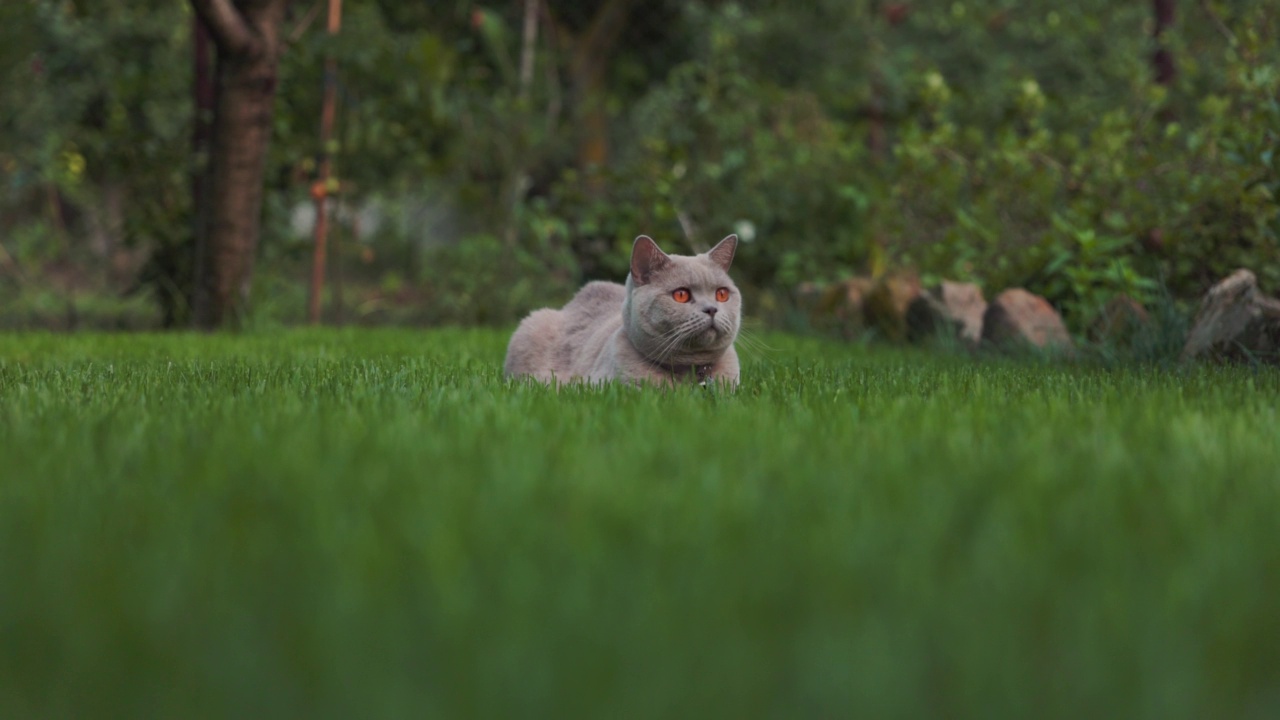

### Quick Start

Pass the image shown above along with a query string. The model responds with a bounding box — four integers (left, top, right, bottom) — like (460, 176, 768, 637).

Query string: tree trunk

(185, 14, 214, 327)
(1152, 0, 1177, 85)
(563, 0, 640, 177)
(190, 0, 290, 329)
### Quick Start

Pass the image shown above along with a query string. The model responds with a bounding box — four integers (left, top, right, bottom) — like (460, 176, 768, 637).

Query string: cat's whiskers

(647, 321, 692, 352)
(651, 322, 697, 366)
(729, 315, 774, 358)
(650, 317, 703, 368)
(733, 328, 776, 359)
(639, 325, 688, 369)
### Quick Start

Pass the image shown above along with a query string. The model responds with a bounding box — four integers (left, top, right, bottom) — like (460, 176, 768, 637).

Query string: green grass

(2, 329, 1279, 718)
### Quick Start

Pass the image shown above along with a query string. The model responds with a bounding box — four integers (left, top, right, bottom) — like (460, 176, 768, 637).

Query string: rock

(981, 289, 1072, 350)
(1182, 269, 1280, 364)
(1089, 295, 1151, 345)
(864, 273, 922, 342)
(797, 277, 873, 339)
(906, 281, 987, 345)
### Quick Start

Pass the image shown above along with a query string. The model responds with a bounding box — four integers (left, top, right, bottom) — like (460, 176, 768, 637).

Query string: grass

(1, 328, 1278, 718)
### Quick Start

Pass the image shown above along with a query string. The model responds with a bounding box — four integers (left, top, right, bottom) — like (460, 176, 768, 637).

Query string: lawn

(1, 329, 1278, 718)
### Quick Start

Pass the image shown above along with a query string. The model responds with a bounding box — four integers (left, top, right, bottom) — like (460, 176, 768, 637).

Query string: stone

(981, 288, 1072, 350)
(864, 273, 922, 343)
(906, 281, 987, 345)
(1182, 269, 1280, 364)
(1089, 295, 1151, 345)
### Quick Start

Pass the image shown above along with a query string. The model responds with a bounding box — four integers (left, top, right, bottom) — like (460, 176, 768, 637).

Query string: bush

(414, 234, 578, 326)
(529, 4, 872, 297)
(879, 41, 1279, 330)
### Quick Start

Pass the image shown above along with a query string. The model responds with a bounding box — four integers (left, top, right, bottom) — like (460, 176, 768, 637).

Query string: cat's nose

(702, 306, 717, 317)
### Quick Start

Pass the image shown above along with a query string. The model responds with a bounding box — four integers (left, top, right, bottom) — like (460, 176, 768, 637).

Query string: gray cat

(504, 234, 742, 387)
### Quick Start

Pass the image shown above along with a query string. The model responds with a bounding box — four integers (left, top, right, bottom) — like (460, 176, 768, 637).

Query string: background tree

(1153, 0, 1178, 86)
(189, 0, 291, 329)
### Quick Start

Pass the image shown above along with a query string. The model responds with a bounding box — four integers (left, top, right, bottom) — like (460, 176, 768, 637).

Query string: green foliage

(414, 233, 577, 325)
(2, 1, 1278, 331)
(2, 330, 1280, 715)
(521, 1, 1280, 332)
(877, 1, 1151, 130)
(1036, 215, 1159, 327)
(1, 0, 191, 227)
(0, 285, 156, 330)
(533, 4, 870, 290)
(881, 17, 1280, 329)
(273, 2, 459, 189)
(1, 0, 192, 324)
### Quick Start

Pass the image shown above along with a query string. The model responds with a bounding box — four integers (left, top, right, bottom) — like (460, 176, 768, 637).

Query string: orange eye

(716, 288, 730, 302)
(672, 289, 691, 303)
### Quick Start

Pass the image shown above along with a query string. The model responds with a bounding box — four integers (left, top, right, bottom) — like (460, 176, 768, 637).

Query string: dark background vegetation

(1, 0, 1278, 332)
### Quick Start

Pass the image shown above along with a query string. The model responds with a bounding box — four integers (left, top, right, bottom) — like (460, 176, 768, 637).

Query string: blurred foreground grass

(1, 329, 1278, 718)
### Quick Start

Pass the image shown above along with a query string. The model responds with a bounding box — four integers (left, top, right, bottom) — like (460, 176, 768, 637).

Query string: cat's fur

(504, 234, 742, 386)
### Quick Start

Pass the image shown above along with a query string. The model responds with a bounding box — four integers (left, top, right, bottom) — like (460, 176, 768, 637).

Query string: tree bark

(190, 0, 290, 329)
(1152, 0, 1177, 85)
(188, 14, 214, 327)
(565, 0, 640, 174)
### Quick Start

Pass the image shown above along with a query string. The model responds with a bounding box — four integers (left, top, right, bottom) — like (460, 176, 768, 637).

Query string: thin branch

(518, 0, 539, 102)
(676, 210, 701, 251)
(1199, 0, 1238, 45)
(541, 2, 575, 54)
(190, 0, 258, 55)
(0, 241, 33, 287)
(287, 0, 324, 44)
(539, 3, 563, 126)
(578, 0, 640, 68)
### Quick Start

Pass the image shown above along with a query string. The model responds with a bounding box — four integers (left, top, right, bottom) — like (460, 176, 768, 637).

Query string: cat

(504, 234, 742, 387)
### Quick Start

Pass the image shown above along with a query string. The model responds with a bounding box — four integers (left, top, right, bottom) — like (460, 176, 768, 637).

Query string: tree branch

(1199, 0, 1238, 46)
(579, 0, 641, 68)
(287, 0, 324, 44)
(190, 0, 259, 56)
(518, 0, 539, 102)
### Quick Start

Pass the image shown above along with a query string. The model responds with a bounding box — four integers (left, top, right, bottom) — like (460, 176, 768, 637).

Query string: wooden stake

(308, 0, 342, 325)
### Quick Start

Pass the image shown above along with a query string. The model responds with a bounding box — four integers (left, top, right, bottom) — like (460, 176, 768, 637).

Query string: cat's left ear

(707, 234, 738, 272)
(631, 235, 671, 285)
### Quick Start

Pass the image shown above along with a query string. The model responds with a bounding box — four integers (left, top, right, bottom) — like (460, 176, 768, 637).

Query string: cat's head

(623, 234, 741, 365)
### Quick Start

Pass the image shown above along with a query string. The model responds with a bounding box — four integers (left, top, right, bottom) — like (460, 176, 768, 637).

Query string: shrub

(415, 233, 577, 326)
(880, 44, 1279, 330)
(529, 4, 872, 297)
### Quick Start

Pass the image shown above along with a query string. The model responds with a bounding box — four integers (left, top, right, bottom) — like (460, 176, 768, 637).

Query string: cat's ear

(707, 234, 738, 272)
(630, 235, 670, 285)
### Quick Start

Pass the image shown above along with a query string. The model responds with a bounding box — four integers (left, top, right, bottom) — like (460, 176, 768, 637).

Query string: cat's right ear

(630, 235, 670, 285)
